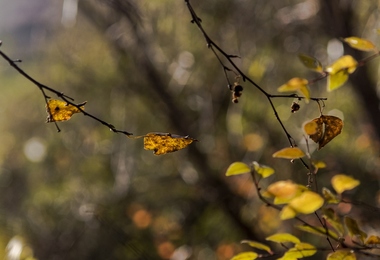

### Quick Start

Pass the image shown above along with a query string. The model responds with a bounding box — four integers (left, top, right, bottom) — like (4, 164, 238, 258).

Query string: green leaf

(241, 240, 272, 254)
(230, 252, 258, 260)
(327, 69, 349, 92)
(278, 243, 316, 259)
(331, 174, 360, 194)
(226, 162, 250, 176)
(343, 37, 377, 52)
(322, 208, 344, 235)
(272, 147, 305, 159)
(266, 233, 300, 244)
(327, 250, 356, 260)
(288, 191, 324, 214)
(344, 216, 367, 243)
(298, 53, 323, 72)
(296, 225, 339, 240)
(322, 188, 340, 204)
(253, 161, 275, 178)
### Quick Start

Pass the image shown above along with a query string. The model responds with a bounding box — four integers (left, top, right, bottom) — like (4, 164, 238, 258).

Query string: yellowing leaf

(304, 115, 343, 150)
(331, 174, 360, 194)
(266, 233, 300, 244)
(46, 99, 86, 122)
(279, 243, 316, 259)
(365, 235, 380, 245)
(322, 188, 340, 204)
(344, 216, 367, 243)
(343, 37, 377, 52)
(267, 180, 298, 200)
(327, 250, 356, 260)
(326, 55, 357, 92)
(298, 53, 323, 72)
(280, 205, 297, 220)
(143, 133, 197, 155)
(253, 161, 274, 178)
(226, 162, 250, 176)
(274, 185, 308, 205)
(277, 77, 310, 102)
(241, 240, 272, 254)
(230, 252, 258, 260)
(289, 191, 324, 214)
(327, 69, 349, 92)
(312, 160, 326, 169)
(322, 208, 344, 235)
(272, 147, 305, 159)
(296, 225, 339, 240)
(326, 55, 358, 75)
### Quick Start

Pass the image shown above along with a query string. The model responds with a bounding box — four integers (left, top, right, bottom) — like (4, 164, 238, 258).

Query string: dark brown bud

(291, 102, 300, 113)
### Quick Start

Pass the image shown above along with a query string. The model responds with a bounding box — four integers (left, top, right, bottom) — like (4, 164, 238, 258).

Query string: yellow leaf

(253, 161, 274, 178)
(280, 205, 297, 220)
(230, 252, 258, 260)
(46, 99, 86, 122)
(365, 235, 380, 245)
(289, 191, 324, 214)
(343, 37, 377, 52)
(322, 188, 340, 204)
(298, 53, 323, 72)
(331, 174, 360, 194)
(143, 133, 197, 155)
(304, 115, 343, 149)
(266, 233, 300, 244)
(303, 117, 323, 141)
(327, 250, 356, 260)
(267, 180, 298, 200)
(296, 225, 339, 240)
(312, 160, 326, 169)
(278, 77, 308, 92)
(327, 69, 349, 92)
(272, 147, 305, 159)
(241, 240, 272, 254)
(226, 162, 250, 176)
(277, 78, 310, 102)
(326, 55, 358, 75)
(322, 208, 344, 235)
(279, 243, 316, 259)
(274, 185, 308, 205)
(298, 84, 310, 103)
(344, 216, 367, 243)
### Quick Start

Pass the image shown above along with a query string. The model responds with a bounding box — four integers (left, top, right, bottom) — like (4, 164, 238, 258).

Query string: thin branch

(0, 45, 133, 136)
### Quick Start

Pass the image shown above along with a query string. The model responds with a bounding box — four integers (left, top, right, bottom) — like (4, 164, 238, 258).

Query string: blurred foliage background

(0, 0, 380, 259)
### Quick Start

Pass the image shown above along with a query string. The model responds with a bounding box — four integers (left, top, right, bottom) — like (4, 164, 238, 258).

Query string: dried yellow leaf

(304, 115, 343, 149)
(365, 235, 380, 245)
(143, 132, 197, 155)
(46, 99, 86, 122)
